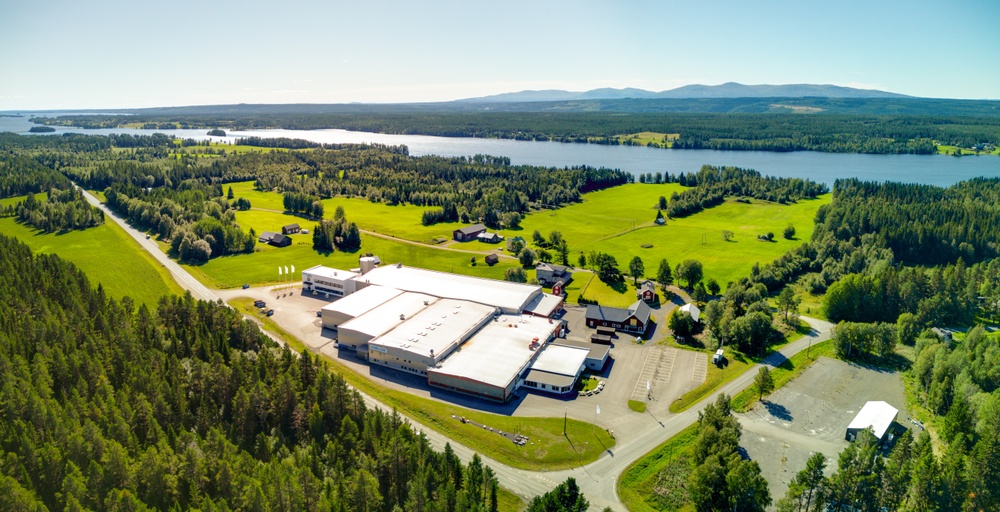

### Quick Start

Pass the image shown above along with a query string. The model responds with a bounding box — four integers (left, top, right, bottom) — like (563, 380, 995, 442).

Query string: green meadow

(0, 196, 183, 307)
(210, 183, 829, 295)
(188, 206, 522, 288)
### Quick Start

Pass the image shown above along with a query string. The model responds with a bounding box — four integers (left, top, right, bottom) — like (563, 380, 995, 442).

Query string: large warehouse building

(428, 314, 563, 402)
(306, 263, 579, 402)
(356, 263, 563, 316)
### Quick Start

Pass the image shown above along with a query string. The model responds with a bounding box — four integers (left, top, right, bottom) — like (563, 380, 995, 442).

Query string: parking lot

(220, 285, 709, 440)
(737, 357, 910, 501)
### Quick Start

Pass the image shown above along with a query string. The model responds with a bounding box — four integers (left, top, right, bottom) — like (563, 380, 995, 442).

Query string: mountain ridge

(458, 82, 912, 102)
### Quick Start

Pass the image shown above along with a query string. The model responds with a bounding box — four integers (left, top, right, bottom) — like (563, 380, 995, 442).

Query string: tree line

(2, 186, 104, 232)
(664, 165, 828, 219)
(37, 110, 1000, 155)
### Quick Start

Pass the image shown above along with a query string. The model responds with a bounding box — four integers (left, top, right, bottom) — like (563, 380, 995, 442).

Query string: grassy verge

(731, 340, 835, 412)
(617, 423, 699, 512)
(0, 210, 183, 307)
(628, 400, 647, 413)
(228, 299, 615, 472)
(669, 356, 751, 413)
(497, 488, 526, 512)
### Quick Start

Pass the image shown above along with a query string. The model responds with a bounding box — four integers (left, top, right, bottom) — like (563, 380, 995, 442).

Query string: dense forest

(34, 108, 1000, 154)
(0, 233, 521, 511)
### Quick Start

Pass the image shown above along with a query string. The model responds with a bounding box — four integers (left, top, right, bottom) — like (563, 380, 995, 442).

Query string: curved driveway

(81, 186, 834, 510)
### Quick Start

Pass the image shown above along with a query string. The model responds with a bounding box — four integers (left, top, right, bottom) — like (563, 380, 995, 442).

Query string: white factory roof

(338, 292, 437, 338)
(303, 265, 359, 280)
(430, 314, 560, 389)
(370, 300, 495, 360)
(354, 264, 542, 313)
(847, 401, 899, 440)
(524, 293, 564, 317)
(529, 344, 589, 377)
(321, 285, 403, 319)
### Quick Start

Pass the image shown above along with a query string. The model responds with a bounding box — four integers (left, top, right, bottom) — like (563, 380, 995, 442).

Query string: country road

(80, 187, 834, 510)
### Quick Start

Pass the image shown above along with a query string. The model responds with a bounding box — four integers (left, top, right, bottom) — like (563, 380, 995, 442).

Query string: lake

(2, 115, 997, 187)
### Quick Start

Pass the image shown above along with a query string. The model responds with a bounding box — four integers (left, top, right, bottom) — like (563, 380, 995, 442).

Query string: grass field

(0, 205, 183, 307)
(228, 181, 482, 244)
(935, 144, 999, 156)
(198, 183, 827, 297)
(612, 132, 679, 148)
(230, 299, 615, 472)
(617, 423, 698, 512)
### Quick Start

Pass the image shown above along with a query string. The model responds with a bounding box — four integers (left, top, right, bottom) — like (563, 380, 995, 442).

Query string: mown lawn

(0, 208, 183, 307)
(574, 195, 829, 292)
(518, 183, 688, 248)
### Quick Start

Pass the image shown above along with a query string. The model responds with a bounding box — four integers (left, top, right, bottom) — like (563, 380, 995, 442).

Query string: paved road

(82, 188, 834, 510)
(79, 187, 217, 303)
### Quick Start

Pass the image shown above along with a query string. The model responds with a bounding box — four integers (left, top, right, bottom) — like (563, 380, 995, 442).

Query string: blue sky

(1, 0, 997, 109)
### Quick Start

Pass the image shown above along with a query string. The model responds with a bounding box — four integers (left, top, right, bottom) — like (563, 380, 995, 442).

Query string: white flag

(596, 404, 601, 415)
(284, 266, 289, 275)
(291, 264, 295, 274)
(278, 266, 282, 276)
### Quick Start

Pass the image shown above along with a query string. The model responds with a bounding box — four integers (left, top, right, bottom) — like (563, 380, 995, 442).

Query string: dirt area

(736, 357, 910, 502)
(221, 286, 709, 441)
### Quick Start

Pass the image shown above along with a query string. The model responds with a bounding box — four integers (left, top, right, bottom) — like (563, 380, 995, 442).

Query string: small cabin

(282, 223, 301, 235)
(484, 254, 499, 266)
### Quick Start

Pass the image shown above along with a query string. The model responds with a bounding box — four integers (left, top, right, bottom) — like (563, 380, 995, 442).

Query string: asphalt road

(80, 186, 834, 510)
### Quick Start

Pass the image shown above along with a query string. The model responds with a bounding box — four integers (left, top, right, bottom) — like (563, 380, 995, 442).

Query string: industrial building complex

(305, 262, 588, 402)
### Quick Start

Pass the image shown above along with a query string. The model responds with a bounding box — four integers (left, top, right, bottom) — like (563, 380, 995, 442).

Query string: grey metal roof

(454, 223, 487, 236)
(523, 369, 577, 389)
(586, 300, 650, 324)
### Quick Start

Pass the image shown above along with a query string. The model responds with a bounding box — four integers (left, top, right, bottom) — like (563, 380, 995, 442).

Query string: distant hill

(460, 82, 911, 102)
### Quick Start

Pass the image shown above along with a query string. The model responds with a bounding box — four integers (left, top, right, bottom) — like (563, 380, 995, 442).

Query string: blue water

(2, 114, 997, 187)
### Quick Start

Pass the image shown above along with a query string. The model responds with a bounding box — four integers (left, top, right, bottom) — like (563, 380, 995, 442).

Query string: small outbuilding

(846, 401, 899, 443)
(269, 233, 292, 247)
(680, 303, 701, 323)
(453, 223, 487, 242)
(484, 253, 500, 266)
(282, 223, 301, 235)
(636, 279, 657, 303)
(477, 232, 503, 244)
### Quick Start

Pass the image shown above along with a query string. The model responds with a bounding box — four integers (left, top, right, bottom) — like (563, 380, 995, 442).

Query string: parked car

(265, 309, 275, 317)
(254, 300, 266, 308)
(316, 311, 322, 317)
(242, 283, 250, 289)
(145, 234, 151, 240)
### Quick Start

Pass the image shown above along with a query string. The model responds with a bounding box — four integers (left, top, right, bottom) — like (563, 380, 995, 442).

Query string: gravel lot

(736, 356, 910, 502)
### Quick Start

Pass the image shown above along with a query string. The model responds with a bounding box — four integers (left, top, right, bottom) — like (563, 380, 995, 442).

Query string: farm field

(210, 183, 828, 294)
(188, 208, 523, 288)
(0, 198, 183, 307)
(228, 181, 470, 243)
